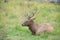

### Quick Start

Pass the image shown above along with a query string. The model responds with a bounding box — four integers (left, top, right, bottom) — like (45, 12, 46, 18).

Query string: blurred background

(0, 0, 60, 40)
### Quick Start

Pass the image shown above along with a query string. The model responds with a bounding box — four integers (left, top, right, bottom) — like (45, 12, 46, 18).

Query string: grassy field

(0, 0, 60, 40)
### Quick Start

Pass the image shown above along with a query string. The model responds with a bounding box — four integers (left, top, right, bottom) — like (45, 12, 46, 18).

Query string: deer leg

(35, 30, 43, 35)
(32, 32, 35, 35)
(35, 32, 39, 35)
(35, 31, 40, 35)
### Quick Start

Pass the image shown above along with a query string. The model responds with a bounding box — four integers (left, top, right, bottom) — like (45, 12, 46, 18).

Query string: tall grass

(0, 0, 60, 40)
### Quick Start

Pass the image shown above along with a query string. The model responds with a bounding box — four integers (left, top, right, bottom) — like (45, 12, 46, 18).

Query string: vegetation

(0, 0, 60, 40)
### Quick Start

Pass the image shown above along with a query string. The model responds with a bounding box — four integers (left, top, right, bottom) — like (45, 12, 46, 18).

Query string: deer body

(22, 19, 54, 35)
(29, 23, 53, 35)
(22, 11, 54, 35)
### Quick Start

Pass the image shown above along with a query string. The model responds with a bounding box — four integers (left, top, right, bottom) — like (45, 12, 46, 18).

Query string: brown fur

(22, 18, 54, 35)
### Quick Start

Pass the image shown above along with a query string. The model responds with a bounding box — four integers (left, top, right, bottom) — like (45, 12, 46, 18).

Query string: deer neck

(29, 23, 36, 29)
(28, 22, 37, 32)
(28, 22, 35, 28)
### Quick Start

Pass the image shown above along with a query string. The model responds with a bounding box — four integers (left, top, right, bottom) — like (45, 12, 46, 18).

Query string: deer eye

(24, 21, 29, 24)
(24, 21, 28, 23)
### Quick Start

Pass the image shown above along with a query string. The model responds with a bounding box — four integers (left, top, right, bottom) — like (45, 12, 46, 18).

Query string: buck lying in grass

(22, 12, 54, 35)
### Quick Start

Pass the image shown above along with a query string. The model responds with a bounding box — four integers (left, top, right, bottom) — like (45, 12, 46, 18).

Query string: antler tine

(24, 11, 28, 18)
(24, 11, 31, 19)
(27, 12, 32, 19)
(30, 7, 37, 18)
(24, 7, 38, 19)
(31, 12, 35, 17)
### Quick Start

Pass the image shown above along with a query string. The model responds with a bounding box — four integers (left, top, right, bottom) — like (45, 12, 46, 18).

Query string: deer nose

(22, 24, 23, 26)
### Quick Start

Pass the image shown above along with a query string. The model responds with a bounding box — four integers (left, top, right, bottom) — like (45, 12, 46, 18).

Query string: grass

(0, 0, 60, 40)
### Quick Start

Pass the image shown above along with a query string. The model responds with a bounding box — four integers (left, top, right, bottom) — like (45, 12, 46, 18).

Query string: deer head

(22, 7, 39, 26)
(22, 12, 36, 26)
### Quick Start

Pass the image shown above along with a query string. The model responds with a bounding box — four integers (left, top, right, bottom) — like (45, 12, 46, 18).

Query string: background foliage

(0, 0, 60, 40)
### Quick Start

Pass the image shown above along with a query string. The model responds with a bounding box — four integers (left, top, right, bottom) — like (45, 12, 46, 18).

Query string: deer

(22, 11, 54, 35)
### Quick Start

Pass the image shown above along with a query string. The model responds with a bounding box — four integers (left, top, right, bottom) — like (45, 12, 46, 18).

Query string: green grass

(0, 0, 60, 40)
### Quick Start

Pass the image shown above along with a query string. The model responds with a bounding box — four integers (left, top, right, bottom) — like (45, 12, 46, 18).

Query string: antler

(30, 7, 38, 18)
(24, 11, 31, 19)
(24, 7, 38, 19)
